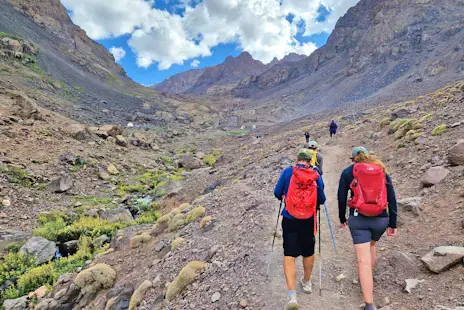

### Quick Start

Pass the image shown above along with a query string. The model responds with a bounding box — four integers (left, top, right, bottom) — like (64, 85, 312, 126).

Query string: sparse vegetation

(432, 124, 447, 136)
(166, 261, 205, 301)
(203, 154, 217, 166)
(226, 130, 249, 136)
(0, 167, 33, 187)
(0, 31, 21, 41)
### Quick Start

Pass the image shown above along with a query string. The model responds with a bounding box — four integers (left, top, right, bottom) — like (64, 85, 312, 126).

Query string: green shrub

(203, 154, 217, 167)
(185, 207, 206, 224)
(0, 252, 35, 287)
(380, 117, 392, 127)
(420, 113, 433, 121)
(37, 211, 68, 225)
(33, 217, 67, 241)
(16, 264, 55, 294)
(135, 210, 161, 224)
(0, 167, 32, 187)
(0, 32, 21, 40)
(0, 68, 10, 73)
(432, 124, 447, 136)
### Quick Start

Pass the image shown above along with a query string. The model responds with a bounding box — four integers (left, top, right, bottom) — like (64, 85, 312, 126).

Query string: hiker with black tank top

(337, 147, 398, 310)
(304, 131, 310, 143)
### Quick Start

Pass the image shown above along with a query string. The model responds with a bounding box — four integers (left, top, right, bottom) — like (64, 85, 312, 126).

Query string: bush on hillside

(432, 124, 447, 136)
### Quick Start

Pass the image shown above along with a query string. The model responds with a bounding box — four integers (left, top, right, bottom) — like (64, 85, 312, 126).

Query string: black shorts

(282, 217, 316, 258)
(348, 215, 388, 244)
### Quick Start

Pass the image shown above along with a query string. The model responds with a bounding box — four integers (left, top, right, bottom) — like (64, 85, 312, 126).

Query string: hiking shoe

(285, 294, 299, 310)
(300, 278, 312, 294)
(364, 304, 377, 310)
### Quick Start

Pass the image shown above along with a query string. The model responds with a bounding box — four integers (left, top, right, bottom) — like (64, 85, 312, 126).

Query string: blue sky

(61, 0, 359, 86)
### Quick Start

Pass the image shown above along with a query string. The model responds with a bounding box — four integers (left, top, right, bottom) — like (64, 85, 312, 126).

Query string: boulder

(3, 296, 27, 310)
(20, 236, 56, 264)
(12, 93, 42, 120)
(106, 164, 119, 175)
(397, 197, 422, 215)
(420, 246, 464, 273)
(115, 135, 128, 147)
(63, 124, 89, 140)
(178, 154, 203, 170)
(93, 235, 110, 248)
(59, 240, 79, 257)
(448, 140, 464, 166)
(100, 208, 133, 223)
(0, 230, 29, 251)
(105, 286, 134, 310)
(74, 264, 116, 294)
(99, 169, 111, 180)
(420, 166, 450, 187)
(34, 298, 57, 310)
(391, 109, 409, 120)
(49, 175, 73, 193)
(99, 125, 122, 138)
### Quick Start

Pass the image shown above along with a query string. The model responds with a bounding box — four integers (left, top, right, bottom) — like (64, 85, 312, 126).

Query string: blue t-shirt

(274, 164, 326, 219)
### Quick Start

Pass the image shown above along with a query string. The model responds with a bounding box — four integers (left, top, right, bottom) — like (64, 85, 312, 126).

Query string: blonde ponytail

(353, 153, 387, 173)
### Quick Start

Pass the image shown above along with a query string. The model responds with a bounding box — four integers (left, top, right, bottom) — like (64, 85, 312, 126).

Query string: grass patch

(0, 31, 21, 41)
(226, 130, 249, 136)
(432, 124, 447, 136)
(0, 167, 33, 187)
(203, 154, 217, 167)
(72, 196, 115, 206)
(0, 68, 10, 73)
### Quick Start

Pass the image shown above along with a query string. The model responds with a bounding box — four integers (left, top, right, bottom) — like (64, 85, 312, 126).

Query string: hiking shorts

(282, 217, 315, 257)
(348, 215, 388, 244)
(330, 129, 337, 135)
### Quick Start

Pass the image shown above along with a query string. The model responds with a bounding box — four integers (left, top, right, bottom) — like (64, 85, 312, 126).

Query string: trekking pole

(318, 209, 322, 296)
(267, 200, 283, 278)
(323, 203, 337, 253)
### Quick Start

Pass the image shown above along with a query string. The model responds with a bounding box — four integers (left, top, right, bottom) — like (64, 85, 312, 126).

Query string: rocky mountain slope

(0, 78, 462, 310)
(231, 0, 464, 119)
(152, 52, 306, 95)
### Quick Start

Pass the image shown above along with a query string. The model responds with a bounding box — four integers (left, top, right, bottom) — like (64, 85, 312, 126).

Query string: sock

(365, 303, 376, 310)
(288, 290, 296, 297)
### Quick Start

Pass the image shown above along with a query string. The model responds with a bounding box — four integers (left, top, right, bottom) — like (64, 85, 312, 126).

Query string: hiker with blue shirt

(274, 149, 326, 310)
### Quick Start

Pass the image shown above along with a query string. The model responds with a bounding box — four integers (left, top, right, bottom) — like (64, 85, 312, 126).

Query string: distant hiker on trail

(329, 120, 338, 138)
(337, 147, 398, 310)
(307, 141, 323, 175)
(274, 149, 326, 310)
(304, 131, 310, 143)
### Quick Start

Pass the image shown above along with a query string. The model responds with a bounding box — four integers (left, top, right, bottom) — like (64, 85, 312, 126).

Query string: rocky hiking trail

(264, 140, 367, 310)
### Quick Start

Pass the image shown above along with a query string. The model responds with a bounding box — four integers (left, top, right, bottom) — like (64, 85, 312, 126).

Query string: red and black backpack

(285, 166, 319, 220)
(348, 163, 388, 216)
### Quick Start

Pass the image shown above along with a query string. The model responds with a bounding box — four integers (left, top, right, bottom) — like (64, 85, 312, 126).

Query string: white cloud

(109, 47, 126, 62)
(62, 0, 361, 69)
(191, 59, 200, 67)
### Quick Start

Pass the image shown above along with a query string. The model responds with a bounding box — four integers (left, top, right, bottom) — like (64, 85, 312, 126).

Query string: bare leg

(354, 242, 374, 304)
(284, 256, 297, 290)
(370, 241, 376, 269)
(302, 255, 315, 281)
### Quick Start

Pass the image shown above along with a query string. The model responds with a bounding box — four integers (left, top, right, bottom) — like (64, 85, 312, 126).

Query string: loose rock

(420, 246, 464, 273)
(49, 174, 73, 193)
(404, 279, 424, 293)
(420, 166, 450, 187)
(448, 140, 464, 166)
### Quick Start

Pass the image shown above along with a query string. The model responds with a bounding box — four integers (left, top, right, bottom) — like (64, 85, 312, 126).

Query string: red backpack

(348, 163, 388, 216)
(285, 166, 319, 220)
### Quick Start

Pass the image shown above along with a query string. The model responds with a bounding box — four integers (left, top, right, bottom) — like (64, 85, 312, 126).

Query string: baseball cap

(351, 146, 369, 159)
(297, 149, 313, 162)
(308, 140, 318, 149)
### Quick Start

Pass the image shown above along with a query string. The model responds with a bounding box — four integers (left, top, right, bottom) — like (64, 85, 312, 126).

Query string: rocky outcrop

(185, 52, 267, 95)
(152, 68, 206, 93)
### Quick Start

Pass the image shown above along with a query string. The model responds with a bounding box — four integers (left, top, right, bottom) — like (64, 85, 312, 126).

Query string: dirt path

(264, 139, 366, 310)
